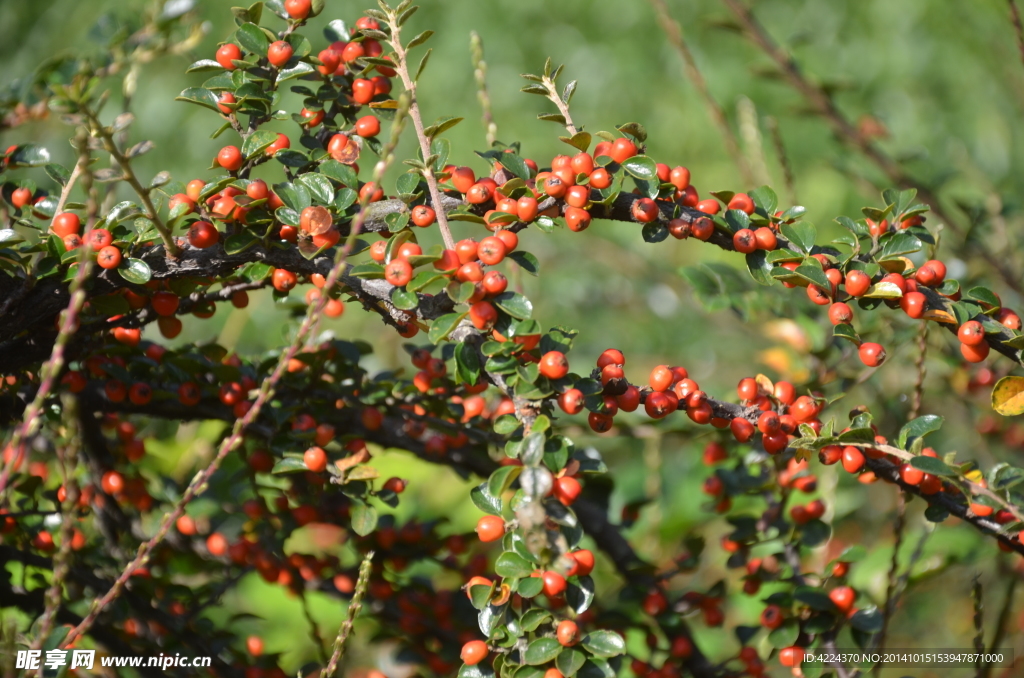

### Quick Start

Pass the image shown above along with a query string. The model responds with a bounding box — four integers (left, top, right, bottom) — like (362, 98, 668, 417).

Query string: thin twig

(737, 96, 771, 186)
(320, 551, 374, 678)
(386, 10, 456, 250)
(1008, 0, 1024, 71)
(470, 32, 498, 147)
(649, 0, 753, 184)
(540, 66, 578, 137)
(908, 323, 929, 421)
(873, 492, 905, 675)
(30, 395, 82, 670)
(0, 146, 89, 502)
(982, 576, 1017, 678)
(84, 109, 179, 257)
(972, 575, 985, 674)
(720, 0, 1023, 296)
(59, 99, 411, 650)
(300, 591, 330, 666)
(766, 115, 797, 204)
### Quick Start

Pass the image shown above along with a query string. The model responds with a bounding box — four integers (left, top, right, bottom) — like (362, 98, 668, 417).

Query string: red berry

(460, 640, 488, 666)
(539, 351, 569, 380)
(858, 342, 886, 367)
(267, 41, 294, 68)
(216, 44, 243, 70)
(475, 515, 505, 542)
(284, 0, 312, 19)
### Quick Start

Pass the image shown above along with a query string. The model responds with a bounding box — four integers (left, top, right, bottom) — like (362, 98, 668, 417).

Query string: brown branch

(873, 493, 905, 674)
(648, 0, 753, 185)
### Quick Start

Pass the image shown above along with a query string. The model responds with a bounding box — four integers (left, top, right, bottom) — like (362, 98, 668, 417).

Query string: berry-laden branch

(0, 146, 90, 502)
(58, 96, 412, 650)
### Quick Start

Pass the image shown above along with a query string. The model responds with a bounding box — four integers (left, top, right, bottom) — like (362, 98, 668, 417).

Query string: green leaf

(768, 620, 799, 649)
(517, 576, 544, 598)
(390, 286, 419, 311)
(794, 264, 830, 290)
(8, 144, 50, 167)
(520, 608, 551, 632)
(524, 638, 562, 665)
(581, 630, 625, 658)
(176, 87, 221, 113)
(863, 281, 904, 299)
(878, 232, 922, 259)
(456, 341, 482, 385)
(236, 22, 270, 54)
(749, 185, 778, 216)
(780, 221, 816, 252)
(898, 415, 943, 448)
(620, 156, 657, 181)
(559, 132, 592, 152)
(615, 122, 647, 143)
(793, 586, 836, 612)
(849, 606, 883, 633)
(508, 251, 539, 276)
(117, 258, 152, 285)
(499, 153, 532, 180)
(488, 465, 521, 499)
(296, 173, 335, 204)
(278, 61, 315, 82)
(565, 575, 594, 614)
(833, 323, 860, 345)
(274, 182, 311, 211)
(642, 222, 668, 243)
(187, 59, 225, 73)
(745, 250, 773, 286)
(350, 500, 378, 536)
(428, 313, 465, 343)
(241, 129, 279, 159)
(495, 552, 534, 578)
(225, 232, 259, 255)
(238, 261, 273, 282)
(414, 47, 432, 81)
(271, 457, 307, 474)
(966, 286, 1001, 308)
(320, 160, 358, 188)
(556, 649, 586, 677)
(407, 29, 434, 49)
(909, 455, 957, 477)
(44, 163, 71, 186)
(471, 481, 502, 515)
(494, 292, 532, 320)
(348, 262, 384, 279)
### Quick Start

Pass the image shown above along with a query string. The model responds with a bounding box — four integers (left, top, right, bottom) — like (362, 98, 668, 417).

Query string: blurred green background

(3, 0, 1024, 674)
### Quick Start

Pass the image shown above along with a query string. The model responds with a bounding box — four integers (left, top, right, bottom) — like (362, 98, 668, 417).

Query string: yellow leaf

(922, 309, 956, 324)
(346, 465, 379, 481)
(991, 376, 1024, 415)
(755, 373, 775, 396)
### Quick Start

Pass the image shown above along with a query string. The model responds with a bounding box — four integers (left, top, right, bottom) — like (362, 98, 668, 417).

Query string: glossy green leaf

(117, 258, 152, 285)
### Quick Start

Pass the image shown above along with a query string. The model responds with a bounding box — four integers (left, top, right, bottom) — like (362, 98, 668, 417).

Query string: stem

(1009, 0, 1024, 71)
(320, 551, 374, 678)
(0, 148, 89, 502)
(648, 0, 753, 184)
(84, 109, 180, 258)
(470, 31, 498, 147)
(30, 395, 81, 670)
(973, 575, 985, 674)
(982, 577, 1017, 678)
(873, 492, 905, 675)
(59, 99, 412, 651)
(387, 13, 456, 250)
(766, 116, 797, 203)
(908, 323, 929, 420)
(542, 73, 578, 136)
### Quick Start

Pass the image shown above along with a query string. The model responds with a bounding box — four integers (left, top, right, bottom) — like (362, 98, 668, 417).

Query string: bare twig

(386, 10, 455, 250)
(908, 323, 929, 421)
(873, 493, 905, 674)
(300, 591, 330, 666)
(649, 0, 753, 184)
(58, 99, 411, 650)
(973, 575, 985, 673)
(766, 115, 797, 204)
(30, 395, 82, 669)
(737, 97, 771, 186)
(470, 32, 498, 147)
(1009, 0, 1024, 71)
(982, 576, 1017, 678)
(320, 552, 374, 678)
